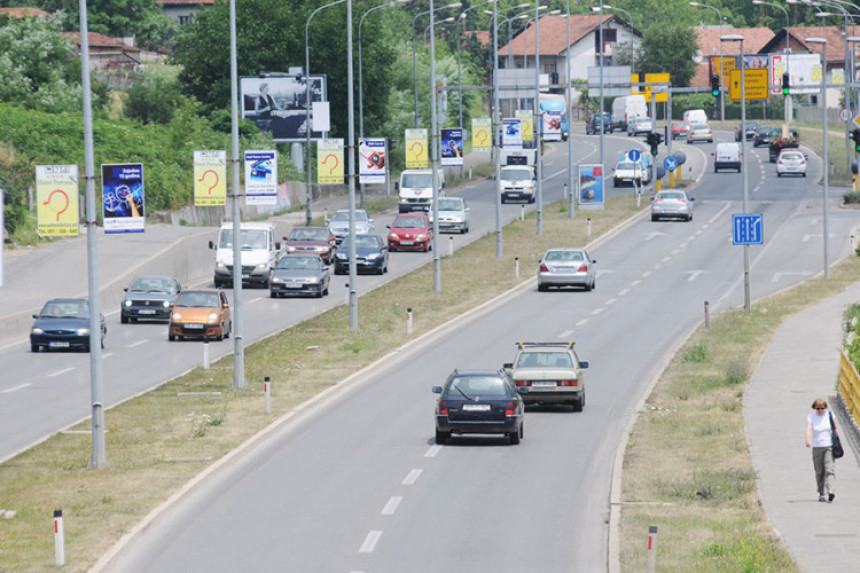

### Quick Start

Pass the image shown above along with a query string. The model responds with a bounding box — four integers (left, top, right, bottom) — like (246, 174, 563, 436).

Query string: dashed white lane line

(559, 330, 574, 338)
(642, 271, 652, 278)
(402, 469, 423, 485)
(1, 383, 31, 394)
(359, 530, 383, 553)
(631, 280, 642, 287)
(576, 319, 588, 327)
(424, 445, 442, 458)
(129, 339, 148, 348)
(606, 298, 618, 305)
(49, 367, 75, 377)
(381, 496, 403, 516)
(662, 256, 671, 263)
(619, 288, 630, 296)
(591, 308, 605, 316)
(102, 352, 114, 358)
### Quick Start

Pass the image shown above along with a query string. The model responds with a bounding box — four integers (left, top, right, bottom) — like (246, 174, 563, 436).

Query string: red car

(671, 120, 690, 140)
(283, 227, 337, 264)
(387, 213, 433, 252)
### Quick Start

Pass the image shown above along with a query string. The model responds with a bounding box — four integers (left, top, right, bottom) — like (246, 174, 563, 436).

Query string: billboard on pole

(194, 151, 227, 206)
(240, 75, 327, 143)
(359, 138, 386, 184)
(102, 163, 145, 234)
(405, 129, 428, 168)
(471, 118, 492, 151)
(36, 165, 79, 237)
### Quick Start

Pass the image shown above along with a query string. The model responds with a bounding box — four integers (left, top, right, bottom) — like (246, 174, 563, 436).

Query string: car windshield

(340, 235, 382, 249)
(446, 376, 507, 398)
(515, 352, 573, 369)
(219, 229, 268, 249)
(616, 162, 639, 171)
(290, 228, 328, 241)
(175, 291, 220, 308)
(544, 250, 585, 262)
(501, 168, 532, 181)
(437, 198, 463, 211)
(692, 124, 709, 131)
(331, 210, 367, 223)
(401, 173, 434, 188)
(41, 301, 88, 318)
(392, 217, 425, 229)
(276, 256, 320, 270)
(781, 152, 803, 160)
(130, 277, 175, 293)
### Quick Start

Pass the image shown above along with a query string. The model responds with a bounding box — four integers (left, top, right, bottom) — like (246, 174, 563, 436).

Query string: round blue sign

(664, 156, 678, 172)
(627, 149, 641, 162)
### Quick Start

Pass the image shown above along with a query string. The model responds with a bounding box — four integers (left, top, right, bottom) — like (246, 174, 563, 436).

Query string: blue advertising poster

(359, 138, 386, 184)
(440, 128, 464, 167)
(578, 164, 605, 210)
(245, 150, 278, 206)
(102, 163, 145, 234)
(502, 118, 523, 149)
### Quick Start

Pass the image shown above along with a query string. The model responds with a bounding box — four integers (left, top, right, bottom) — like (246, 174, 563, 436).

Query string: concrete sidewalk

(745, 283, 860, 571)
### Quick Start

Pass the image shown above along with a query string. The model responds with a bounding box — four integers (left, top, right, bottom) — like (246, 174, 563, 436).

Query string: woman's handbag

(830, 412, 845, 459)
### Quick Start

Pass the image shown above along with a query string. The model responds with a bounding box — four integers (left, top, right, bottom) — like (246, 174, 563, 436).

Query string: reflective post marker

(704, 301, 710, 329)
(514, 257, 519, 280)
(646, 525, 658, 572)
(54, 509, 65, 566)
(203, 341, 211, 370)
(520, 204, 525, 221)
(448, 236, 454, 256)
(406, 308, 413, 336)
(586, 217, 592, 238)
(264, 376, 271, 414)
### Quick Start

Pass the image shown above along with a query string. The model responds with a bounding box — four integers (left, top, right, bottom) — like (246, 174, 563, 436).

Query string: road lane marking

(575, 319, 588, 327)
(559, 330, 574, 338)
(381, 496, 402, 516)
(424, 445, 442, 458)
(1, 383, 31, 394)
(129, 339, 148, 348)
(606, 298, 617, 305)
(708, 202, 731, 224)
(685, 270, 705, 282)
(662, 256, 671, 263)
(359, 530, 383, 553)
(403, 469, 423, 485)
(102, 352, 114, 358)
(630, 280, 641, 287)
(48, 368, 75, 377)
(642, 271, 652, 278)
(591, 308, 604, 316)
(618, 289, 630, 296)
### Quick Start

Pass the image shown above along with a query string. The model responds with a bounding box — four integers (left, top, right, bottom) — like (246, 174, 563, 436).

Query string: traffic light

(710, 74, 720, 98)
(646, 132, 662, 156)
(782, 72, 790, 96)
(851, 128, 860, 153)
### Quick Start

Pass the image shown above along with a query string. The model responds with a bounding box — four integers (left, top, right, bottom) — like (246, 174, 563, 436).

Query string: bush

(844, 191, 860, 204)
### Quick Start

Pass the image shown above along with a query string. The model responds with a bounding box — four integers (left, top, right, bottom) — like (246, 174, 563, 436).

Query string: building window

(594, 28, 617, 54)
(179, 15, 190, 25)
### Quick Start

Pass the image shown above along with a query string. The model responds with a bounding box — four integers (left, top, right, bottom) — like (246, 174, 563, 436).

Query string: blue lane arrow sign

(732, 214, 764, 245)
(627, 149, 641, 162)
(664, 156, 678, 172)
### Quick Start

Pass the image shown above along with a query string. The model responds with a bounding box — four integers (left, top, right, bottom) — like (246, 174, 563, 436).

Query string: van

(714, 142, 742, 173)
(683, 109, 708, 126)
(396, 169, 445, 213)
(500, 165, 537, 203)
(611, 95, 647, 131)
(209, 222, 280, 288)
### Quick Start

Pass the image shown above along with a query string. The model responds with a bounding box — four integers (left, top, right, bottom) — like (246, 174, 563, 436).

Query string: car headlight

(417, 234, 428, 241)
(256, 263, 268, 270)
(31, 327, 43, 335)
(124, 300, 132, 307)
(208, 313, 218, 322)
(76, 328, 91, 335)
(162, 301, 170, 308)
(271, 276, 283, 283)
(366, 253, 381, 260)
(388, 234, 398, 241)
(216, 262, 227, 269)
(172, 312, 182, 321)
(286, 246, 297, 253)
(336, 252, 348, 260)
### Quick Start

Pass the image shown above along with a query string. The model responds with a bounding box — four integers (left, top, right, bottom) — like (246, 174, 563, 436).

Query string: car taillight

(539, 264, 549, 272)
(777, 159, 784, 165)
(578, 263, 588, 272)
(505, 402, 515, 415)
(514, 380, 525, 387)
(560, 379, 579, 387)
(438, 401, 448, 415)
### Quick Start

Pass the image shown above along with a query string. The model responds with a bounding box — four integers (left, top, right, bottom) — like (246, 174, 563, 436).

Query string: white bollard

(586, 217, 592, 238)
(264, 376, 271, 414)
(469, 167, 472, 179)
(406, 308, 413, 336)
(54, 509, 65, 566)
(704, 301, 710, 329)
(520, 204, 525, 221)
(345, 283, 350, 305)
(448, 236, 454, 256)
(646, 525, 658, 572)
(636, 189, 642, 208)
(203, 341, 210, 370)
(514, 257, 520, 280)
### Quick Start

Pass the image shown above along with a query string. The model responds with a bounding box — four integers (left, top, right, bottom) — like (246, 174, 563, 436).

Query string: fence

(838, 349, 860, 437)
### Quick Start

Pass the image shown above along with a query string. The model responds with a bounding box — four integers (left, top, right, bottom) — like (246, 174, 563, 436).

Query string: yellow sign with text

(193, 151, 227, 206)
(317, 139, 344, 185)
(36, 165, 79, 237)
(405, 128, 428, 168)
(729, 68, 769, 102)
(631, 73, 670, 102)
(515, 109, 533, 141)
(471, 118, 492, 151)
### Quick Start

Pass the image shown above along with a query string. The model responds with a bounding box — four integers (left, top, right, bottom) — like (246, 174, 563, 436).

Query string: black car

(734, 121, 758, 141)
(753, 126, 776, 148)
(432, 369, 526, 445)
(121, 274, 182, 323)
(333, 233, 389, 275)
(30, 298, 106, 352)
(586, 112, 613, 135)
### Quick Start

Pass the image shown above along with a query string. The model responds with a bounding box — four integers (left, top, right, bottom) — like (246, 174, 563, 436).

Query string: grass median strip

(619, 254, 860, 572)
(0, 196, 639, 571)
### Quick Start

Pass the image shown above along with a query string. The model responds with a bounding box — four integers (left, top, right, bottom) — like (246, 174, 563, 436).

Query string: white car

(326, 209, 374, 243)
(613, 157, 651, 187)
(537, 248, 596, 292)
(776, 149, 807, 177)
(433, 197, 470, 234)
(500, 165, 536, 203)
(686, 123, 713, 144)
(651, 190, 695, 222)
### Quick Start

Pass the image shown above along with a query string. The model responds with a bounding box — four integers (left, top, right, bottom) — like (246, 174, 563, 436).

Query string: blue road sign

(732, 214, 763, 245)
(627, 149, 641, 162)
(664, 156, 678, 172)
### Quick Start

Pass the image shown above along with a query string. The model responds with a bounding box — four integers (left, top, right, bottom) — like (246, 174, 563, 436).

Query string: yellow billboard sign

(631, 73, 670, 102)
(405, 128, 428, 168)
(471, 118, 491, 151)
(193, 151, 227, 206)
(515, 109, 533, 141)
(317, 139, 344, 185)
(36, 165, 79, 237)
(729, 68, 769, 102)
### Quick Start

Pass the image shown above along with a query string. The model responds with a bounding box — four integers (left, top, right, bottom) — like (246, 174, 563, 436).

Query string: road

(102, 133, 860, 571)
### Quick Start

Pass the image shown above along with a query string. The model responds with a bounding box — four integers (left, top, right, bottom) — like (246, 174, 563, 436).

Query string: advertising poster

(240, 75, 327, 143)
(317, 139, 344, 185)
(358, 138, 386, 185)
(502, 118, 523, 149)
(515, 109, 533, 142)
(578, 164, 605, 210)
(102, 163, 145, 234)
(440, 128, 464, 167)
(543, 110, 562, 142)
(36, 165, 79, 237)
(193, 151, 227, 206)
(471, 118, 492, 151)
(244, 150, 278, 206)
(770, 53, 821, 94)
(405, 128, 428, 168)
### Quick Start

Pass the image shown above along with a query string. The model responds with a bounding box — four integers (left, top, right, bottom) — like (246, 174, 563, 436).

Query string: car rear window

(516, 352, 573, 369)
(446, 376, 507, 397)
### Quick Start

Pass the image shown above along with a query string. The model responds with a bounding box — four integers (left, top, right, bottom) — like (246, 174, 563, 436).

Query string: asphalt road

(101, 132, 860, 571)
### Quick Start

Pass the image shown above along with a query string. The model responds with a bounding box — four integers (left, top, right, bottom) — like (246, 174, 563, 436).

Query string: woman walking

(805, 398, 840, 502)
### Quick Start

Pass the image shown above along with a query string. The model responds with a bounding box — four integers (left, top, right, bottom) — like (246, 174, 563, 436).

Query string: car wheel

(509, 427, 521, 445)
(169, 334, 176, 342)
(538, 283, 547, 292)
(216, 327, 224, 342)
(573, 395, 584, 412)
(31, 344, 39, 353)
(803, 172, 807, 177)
(435, 429, 449, 444)
(777, 172, 782, 177)
(225, 321, 231, 339)
(584, 281, 593, 292)
(323, 284, 329, 296)
(651, 215, 658, 222)
(591, 279, 596, 291)
(270, 290, 277, 298)
(121, 314, 129, 324)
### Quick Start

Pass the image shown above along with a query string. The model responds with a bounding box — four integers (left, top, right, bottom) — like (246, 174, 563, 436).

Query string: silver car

(686, 123, 713, 144)
(776, 149, 807, 177)
(627, 117, 655, 136)
(651, 190, 695, 222)
(326, 209, 374, 243)
(537, 248, 596, 292)
(434, 197, 470, 234)
(269, 254, 331, 298)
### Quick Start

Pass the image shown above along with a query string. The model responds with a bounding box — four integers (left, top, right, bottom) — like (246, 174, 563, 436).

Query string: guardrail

(838, 349, 860, 436)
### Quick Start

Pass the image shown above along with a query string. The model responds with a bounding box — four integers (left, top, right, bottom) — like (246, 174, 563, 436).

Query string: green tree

(637, 24, 698, 88)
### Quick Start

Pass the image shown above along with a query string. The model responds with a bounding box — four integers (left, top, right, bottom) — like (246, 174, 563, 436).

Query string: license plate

(285, 282, 302, 288)
(139, 309, 156, 315)
(184, 323, 204, 329)
(400, 240, 414, 246)
(49, 341, 70, 348)
(463, 404, 491, 412)
(241, 274, 250, 279)
(532, 381, 557, 388)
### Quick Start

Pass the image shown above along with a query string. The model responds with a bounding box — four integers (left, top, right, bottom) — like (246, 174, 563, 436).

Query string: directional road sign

(664, 156, 678, 172)
(627, 149, 641, 162)
(732, 213, 763, 245)
(729, 68, 769, 102)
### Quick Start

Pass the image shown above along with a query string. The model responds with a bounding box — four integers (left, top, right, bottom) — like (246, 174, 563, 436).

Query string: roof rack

(516, 342, 574, 348)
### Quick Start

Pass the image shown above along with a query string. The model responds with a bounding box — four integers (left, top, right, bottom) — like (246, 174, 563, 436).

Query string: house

(0, 7, 49, 18)
(690, 25, 775, 89)
(63, 31, 141, 71)
(156, 0, 214, 26)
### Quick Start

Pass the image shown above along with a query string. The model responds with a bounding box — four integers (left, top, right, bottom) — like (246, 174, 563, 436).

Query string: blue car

(30, 298, 106, 352)
(333, 233, 389, 275)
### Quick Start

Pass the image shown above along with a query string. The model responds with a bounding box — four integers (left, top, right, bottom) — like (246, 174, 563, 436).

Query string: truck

(396, 169, 445, 213)
(209, 222, 280, 288)
(611, 95, 647, 132)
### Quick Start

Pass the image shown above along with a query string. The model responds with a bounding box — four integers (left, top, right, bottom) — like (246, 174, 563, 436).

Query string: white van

(500, 165, 537, 203)
(683, 109, 708, 126)
(714, 142, 742, 173)
(611, 95, 647, 132)
(209, 222, 280, 288)
(397, 169, 445, 213)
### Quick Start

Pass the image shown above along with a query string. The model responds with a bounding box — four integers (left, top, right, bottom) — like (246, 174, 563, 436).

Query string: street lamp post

(691, 2, 725, 124)
(721, 34, 751, 312)
(429, 0, 442, 292)
(566, 0, 575, 218)
(413, 2, 462, 129)
(491, 0, 503, 257)
(752, 0, 791, 124)
(807, 36, 831, 278)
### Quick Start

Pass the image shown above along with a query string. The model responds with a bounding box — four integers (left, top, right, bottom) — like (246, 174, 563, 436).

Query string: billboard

(36, 165, 79, 237)
(471, 118, 492, 151)
(578, 164, 605, 210)
(502, 118, 523, 149)
(244, 150, 277, 205)
(102, 163, 144, 234)
(359, 138, 386, 185)
(405, 129, 428, 168)
(317, 139, 344, 185)
(240, 75, 327, 143)
(770, 53, 821, 95)
(440, 128, 463, 167)
(193, 151, 227, 206)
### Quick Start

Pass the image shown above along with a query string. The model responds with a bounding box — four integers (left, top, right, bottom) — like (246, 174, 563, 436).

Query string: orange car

(168, 288, 232, 341)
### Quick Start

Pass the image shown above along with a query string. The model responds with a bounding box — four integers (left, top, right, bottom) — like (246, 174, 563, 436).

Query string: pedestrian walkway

(745, 283, 860, 571)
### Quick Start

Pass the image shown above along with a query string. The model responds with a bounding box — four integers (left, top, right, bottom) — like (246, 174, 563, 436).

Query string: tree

(637, 24, 698, 88)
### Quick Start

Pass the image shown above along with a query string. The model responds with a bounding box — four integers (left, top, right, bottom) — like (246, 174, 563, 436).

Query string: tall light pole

(808, 36, 831, 279)
(457, 0, 498, 166)
(359, 0, 410, 210)
(306, 0, 347, 227)
(425, 17, 455, 45)
(533, 3, 544, 235)
(413, 2, 462, 129)
(598, 0, 605, 167)
(491, 0, 503, 257)
(429, 0, 442, 292)
(691, 2, 725, 124)
(566, 0, 575, 218)
(752, 0, 791, 124)
(721, 34, 751, 312)
(345, 0, 359, 329)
